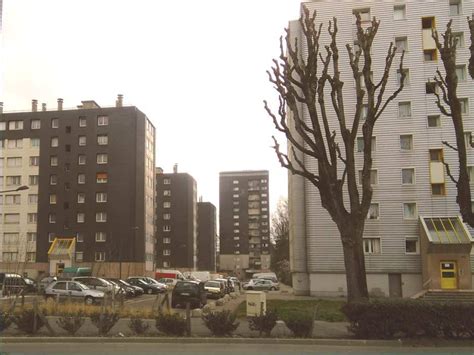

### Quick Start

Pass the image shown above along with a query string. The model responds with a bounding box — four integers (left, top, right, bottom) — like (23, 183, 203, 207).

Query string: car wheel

(85, 296, 94, 305)
(270, 287, 276, 291)
(147, 288, 153, 295)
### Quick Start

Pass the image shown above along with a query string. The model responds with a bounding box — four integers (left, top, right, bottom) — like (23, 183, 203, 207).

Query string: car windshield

(175, 282, 198, 291)
(205, 281, 220, 288)
(74, 282, 89, 290)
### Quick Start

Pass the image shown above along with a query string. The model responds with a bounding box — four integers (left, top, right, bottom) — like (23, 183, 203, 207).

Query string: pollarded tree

(264, 8, 405, 302)
(431, 20, 474, 227)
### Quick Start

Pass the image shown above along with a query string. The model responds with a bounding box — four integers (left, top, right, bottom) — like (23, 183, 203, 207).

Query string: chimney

(57, 98, 63, 111)
(116, 94, 123, 107)
(32, 100, 38, 112)
(173, 164, 178, 174)
(42, 103, 47, 112)
(0, 102, 3, 113)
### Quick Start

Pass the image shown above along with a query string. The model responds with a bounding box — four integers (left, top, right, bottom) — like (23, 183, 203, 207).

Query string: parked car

(243, 278, 279, 291)
(105, 279, 135, 298)
(215, 278, 234, 293)
(158, 277, 178, 288)
(44, 280, 104, 305)
(228, 276, 241, 291)
(171, 281, 207, 308)
(38, 276, 57, 293)
(142, 277, 167, 290)
(204, 280, 225, 299)
(108, 278, 144, 296)
(0, 273, 27, 296)
(72, 277, 119, 295)
(212, 278, 229, 294)
(23, 277, 38, 293)
(126, 277, 165, 294)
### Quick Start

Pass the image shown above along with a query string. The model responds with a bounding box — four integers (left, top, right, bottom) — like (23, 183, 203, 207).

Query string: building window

(96, 212, 107, 222)
(163, 225, 171, 232)
(50, 156, 58, 166)
(0, 122, 4, 131)
(77, 213, 85, 223)
(465, 132, 472, 149)
(96, 172, 108, 183)
(163, 249, 171, 256)
(425, 81, 438, 94)
(95, 252, 106, 262)
(51, 118, 59, 128)
(7, 157, 22, 167)
(363, 238, 381, 254)
(48, 233, 55, 242)
(76, 252, 84, 262)
(397, 69, 409, 86)
(424, 49, 437, 61)
(28, 156, 39, 166)
(398, 102, 411, 118)
(28, 194, 38, 204)
(50, 174, 57, 185)
(367, 203, 379, 220)
(163, 178, 171, 185)
(460, 98, 469, 115)
(405, 237, 420, 254)
(393, 4, 406, 20)
(233, 180, 239, 184)
(27, 232, 37, 242)
(233, 194, 239, 198)
(427, 115, 441, 128)
(467, 166, 474, 181)
(78, 136, 86, 146)
(49, 213, 56, 223)
(358, 170, 378, 185)
(403, 203, 417, 219)
(356, 136, 376, 153)
(400, 135, 413, 151)
(79, 117, 87, 127)
(27, 213, 37, 224)
(353, 8, 371, 22)
(401, 168, 415, 185)
(49, 194, 57, 204)
(430, 149, 443, 162)
(31, 119, 41, 129)
(6, 176, 21, 186)
(163, 237, 171, 244)
(96, 154, 108, 164)
(28, 175, 38, 186)
(450, 0, 462, 15)
(163, 190, 171, 196)
(96, 192, 107, 203)
(95, 232, 106, 242)
(456, 65, 466, 81)
(453, 32, 464, 48)
(5, 194, 20, 205)
(163, 213, 171, 220)
(163, 261, 170, 267)
(8, 120, 23, 130)
(97, 115, 109, 126)
(7, 139, 22, 149)
(50, 137, 59, 147)
(77, 174, 86, 184)
(76, 232, 84, 242)
(3, 252, 18, 262)
(431, 183, 446, 196)
(77, 193, 85, 204)
(97, 134, 108, 145)
(163, 202, 171, 208)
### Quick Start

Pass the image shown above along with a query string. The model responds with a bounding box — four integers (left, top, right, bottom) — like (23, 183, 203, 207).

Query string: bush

(342, 299, 474, 339)
(248, 309, 278, 337)
(56, 312, 86, 335)
(13, 309, 45, 334)
(128, 316, 150, 335)
(282, 313, 313, 338)
(90, 311, 120, 336)
(0, 311, 12, 332)
(202, 310, 239, 336)
(155, 312, 186, 336)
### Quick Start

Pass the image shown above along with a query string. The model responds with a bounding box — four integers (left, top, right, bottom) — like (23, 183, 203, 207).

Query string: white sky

(1, 0, 303, 213)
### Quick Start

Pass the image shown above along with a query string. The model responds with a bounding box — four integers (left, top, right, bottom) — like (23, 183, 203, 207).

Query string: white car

(45, 280, 104, 305)
(243, 278, 279, 291)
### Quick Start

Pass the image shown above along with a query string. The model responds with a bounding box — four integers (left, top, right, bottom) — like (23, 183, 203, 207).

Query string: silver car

(72, 276, 119, 295)
(44, 280, 104, 305)
(243, 279, 279, 291)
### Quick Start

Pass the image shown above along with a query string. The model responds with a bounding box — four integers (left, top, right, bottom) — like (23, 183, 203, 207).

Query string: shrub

(90, 311, 120, 336)
(0, 311, 12, 332)
(342, 299, 474, 340)
(13, 309, 45, 334)
(155, 312, 186, 336)
(56, 312, 86, 335)
(202, 310, 239, 336)
(248, 309, 278, 337)
(128, 316, 150, 335)
(282, 313, 313, 338)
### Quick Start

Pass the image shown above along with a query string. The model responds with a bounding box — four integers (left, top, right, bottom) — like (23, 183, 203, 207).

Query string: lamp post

(0, 185, 29, 193)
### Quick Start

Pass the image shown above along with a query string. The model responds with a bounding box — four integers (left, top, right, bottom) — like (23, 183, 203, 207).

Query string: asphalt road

(1, 342, 474, 354)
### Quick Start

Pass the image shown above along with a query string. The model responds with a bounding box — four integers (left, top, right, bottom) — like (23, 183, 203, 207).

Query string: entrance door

(440, 261, 457, 289)
(389, 273, 402, 297)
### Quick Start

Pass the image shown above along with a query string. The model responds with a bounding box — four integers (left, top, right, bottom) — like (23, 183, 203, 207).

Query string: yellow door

(440, 262, 457, 289)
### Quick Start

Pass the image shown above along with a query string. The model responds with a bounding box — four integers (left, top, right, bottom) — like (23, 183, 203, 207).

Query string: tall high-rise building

(219, 170, 270, 277)
(288, 0, 474, 297)
(155, 168, 197, 269)
(197, 201, 217, 271)
(0, 96, 155, 277)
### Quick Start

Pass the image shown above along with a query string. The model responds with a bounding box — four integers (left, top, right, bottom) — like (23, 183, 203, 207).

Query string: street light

(0, 185, 29, 193)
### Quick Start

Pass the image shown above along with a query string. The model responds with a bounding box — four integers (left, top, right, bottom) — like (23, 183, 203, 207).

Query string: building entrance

(440, 261, 457, 289)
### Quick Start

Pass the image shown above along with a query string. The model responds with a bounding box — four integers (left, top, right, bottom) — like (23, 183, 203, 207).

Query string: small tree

(265, 7, 405, 301)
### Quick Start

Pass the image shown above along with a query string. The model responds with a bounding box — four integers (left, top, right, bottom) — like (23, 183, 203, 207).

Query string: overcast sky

(1, 0, 303, 212)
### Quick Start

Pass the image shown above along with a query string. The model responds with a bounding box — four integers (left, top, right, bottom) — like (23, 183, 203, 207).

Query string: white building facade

(289, 0, 474, 297)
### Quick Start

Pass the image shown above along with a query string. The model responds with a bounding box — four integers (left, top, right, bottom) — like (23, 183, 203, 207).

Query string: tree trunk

(341, 227, 369, 302)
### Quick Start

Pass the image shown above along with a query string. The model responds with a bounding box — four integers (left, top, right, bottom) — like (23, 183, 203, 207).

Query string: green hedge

(342, 299, 474, 339)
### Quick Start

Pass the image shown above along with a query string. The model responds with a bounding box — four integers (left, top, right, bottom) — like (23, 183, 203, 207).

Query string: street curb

(1, 337, 474, 347)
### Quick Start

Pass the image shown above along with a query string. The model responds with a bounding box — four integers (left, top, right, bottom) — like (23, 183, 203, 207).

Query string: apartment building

(197, 201, 217, 271)
(155, 167, 197, 269)
(288, 0, 474, 297)
(219, 171, 270, 277)
(0, 96, 155, 277)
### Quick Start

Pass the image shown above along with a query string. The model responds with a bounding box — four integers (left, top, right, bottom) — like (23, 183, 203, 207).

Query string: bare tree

(265, 8, 405, 302)
(270, 198, 291, 285)
(432, 20, 474, 227)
